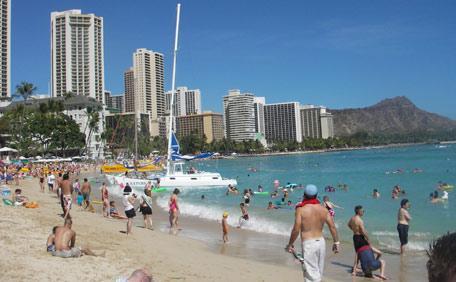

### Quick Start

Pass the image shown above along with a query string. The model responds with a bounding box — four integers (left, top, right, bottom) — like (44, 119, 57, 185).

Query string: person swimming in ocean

(372, 189, 380, 198)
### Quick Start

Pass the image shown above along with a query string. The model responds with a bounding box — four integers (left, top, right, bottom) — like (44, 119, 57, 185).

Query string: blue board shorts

(358, 247, 381, 276)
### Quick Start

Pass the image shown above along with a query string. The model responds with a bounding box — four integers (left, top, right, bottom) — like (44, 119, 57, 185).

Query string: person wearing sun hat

(286, 184, 341, 281)
(222, 211, 229, 243)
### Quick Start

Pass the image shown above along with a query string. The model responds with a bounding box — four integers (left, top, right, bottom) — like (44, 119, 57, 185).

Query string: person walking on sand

(101, 182, 110, 218)
(286, 184, 340, 282)
(52, 218, 102, 258)
(169, 188, 180, 229)
(38, 169, 45, 192)
(139, 188, 153, 230)
(397, 199, 411, 254)
(222, 212, 229, 243)
(81, 178, 92, 211)
(348, 205, 387, 279)
(122, 186, 137, 235)
(61, 174, 73, 219)
(47, 173, 55, 193)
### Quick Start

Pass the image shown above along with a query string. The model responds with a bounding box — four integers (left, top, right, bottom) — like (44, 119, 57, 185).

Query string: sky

(11, 0, 456, 118)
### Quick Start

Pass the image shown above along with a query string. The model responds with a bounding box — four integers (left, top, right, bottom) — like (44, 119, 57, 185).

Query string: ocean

(151, 144, 455, 251)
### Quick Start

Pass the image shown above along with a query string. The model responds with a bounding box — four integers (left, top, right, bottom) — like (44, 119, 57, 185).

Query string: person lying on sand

(52, 218, 103, 258)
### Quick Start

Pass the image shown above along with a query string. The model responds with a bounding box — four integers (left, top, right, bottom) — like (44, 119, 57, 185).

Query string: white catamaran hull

(111, 173, 237, 190)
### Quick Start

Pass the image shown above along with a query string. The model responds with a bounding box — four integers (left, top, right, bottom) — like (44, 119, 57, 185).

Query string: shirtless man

(286, 184, 340, 281)
(52, 218, 99, 258)
(81, 178, 91, 210)
(61, 174, 73, 219)
(397, 199, 411, 254)
(348, 205, 387, 279)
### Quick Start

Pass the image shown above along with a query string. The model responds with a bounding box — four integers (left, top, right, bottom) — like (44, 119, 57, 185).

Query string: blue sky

(11, 0, 456, 118)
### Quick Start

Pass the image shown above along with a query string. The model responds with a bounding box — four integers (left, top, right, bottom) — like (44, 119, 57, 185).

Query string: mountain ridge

(331, 96, 456, 136)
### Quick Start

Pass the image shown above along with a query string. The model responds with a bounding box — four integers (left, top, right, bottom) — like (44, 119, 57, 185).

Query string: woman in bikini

(169, 189, 180, 229)
(322, 195, 343, 218)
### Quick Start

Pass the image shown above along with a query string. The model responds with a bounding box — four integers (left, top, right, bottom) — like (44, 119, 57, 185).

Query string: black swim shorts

(125, 208, 136, 218)
(397, 224, 409, 246)
(353, 234, 369, 251)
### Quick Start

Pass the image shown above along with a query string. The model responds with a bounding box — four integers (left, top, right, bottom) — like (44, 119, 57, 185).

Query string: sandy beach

(0, 176, 429, 281)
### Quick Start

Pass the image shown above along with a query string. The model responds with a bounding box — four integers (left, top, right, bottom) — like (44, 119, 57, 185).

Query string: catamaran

(109, 3, 237, 191)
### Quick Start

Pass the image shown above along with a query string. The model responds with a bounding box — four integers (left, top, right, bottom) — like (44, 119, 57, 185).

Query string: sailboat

(110, 4, 237, 191)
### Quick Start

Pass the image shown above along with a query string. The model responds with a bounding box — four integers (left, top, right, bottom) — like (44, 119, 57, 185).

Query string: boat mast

(167, 3, 181, 174)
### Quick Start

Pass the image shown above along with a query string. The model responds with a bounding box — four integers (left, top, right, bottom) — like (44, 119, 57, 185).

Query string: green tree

(14, 81, 37, 101)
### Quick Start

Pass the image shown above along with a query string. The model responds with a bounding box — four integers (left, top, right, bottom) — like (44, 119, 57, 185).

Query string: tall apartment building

(264, 102, 302, 143)
(222, 89, 256, 142)
(51, 10, 105, 103)
(300, 105, 334, 139)
(133, 48, 164, 117)
(165, 86, 201, 116)
(320, 108, 334, 139)
(0, 0, 10, 99)
(123, 67, 135, 112)
(253, 97, 265, 136)
(300, 106, 322, 139)
(133, 48, 164, 136)
(176, 112, 224, 143)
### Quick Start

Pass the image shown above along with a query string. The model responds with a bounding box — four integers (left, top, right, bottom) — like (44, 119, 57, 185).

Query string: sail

(171, 131, 180, 155)
(170, 132, 213, 161)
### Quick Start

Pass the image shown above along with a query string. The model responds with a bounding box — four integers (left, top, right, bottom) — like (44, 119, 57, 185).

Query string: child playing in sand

(110, 201, 127, 219)
(222, 212, 229, 243)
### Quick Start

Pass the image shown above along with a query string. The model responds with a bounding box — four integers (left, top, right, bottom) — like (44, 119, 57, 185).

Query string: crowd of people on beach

(1, 160, 455, 281)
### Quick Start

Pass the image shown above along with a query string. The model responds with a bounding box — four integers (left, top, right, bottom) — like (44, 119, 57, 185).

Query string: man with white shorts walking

(286, 184, 340, 281)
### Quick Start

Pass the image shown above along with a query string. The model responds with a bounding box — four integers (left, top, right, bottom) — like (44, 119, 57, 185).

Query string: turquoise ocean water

(152, 144, 455, 251)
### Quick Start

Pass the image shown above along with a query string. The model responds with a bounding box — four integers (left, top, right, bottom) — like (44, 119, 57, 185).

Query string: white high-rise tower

(0, 0, 10, 99)
(50, 10, 105, 103)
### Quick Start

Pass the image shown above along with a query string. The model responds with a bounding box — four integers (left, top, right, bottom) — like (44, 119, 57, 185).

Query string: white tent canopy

(0, 147, 18, 153)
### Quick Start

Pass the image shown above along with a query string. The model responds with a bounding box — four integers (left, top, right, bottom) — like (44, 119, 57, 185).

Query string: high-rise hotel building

(51, 10, 104, 103)
(223, 89, 257, 142)
(165, 86, 202, 117)
(123, 67, 135, 112)
(264, 102, 302, 143)
(300, 105, 334, 139)
(132, 48, 165, 136)
(0, 0, 10, 99)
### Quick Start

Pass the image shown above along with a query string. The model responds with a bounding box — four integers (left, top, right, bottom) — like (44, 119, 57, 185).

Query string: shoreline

(229, 142, 431, 158)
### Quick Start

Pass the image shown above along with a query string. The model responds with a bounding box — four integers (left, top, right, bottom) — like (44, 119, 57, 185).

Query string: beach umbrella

(0, 147, 18, 153)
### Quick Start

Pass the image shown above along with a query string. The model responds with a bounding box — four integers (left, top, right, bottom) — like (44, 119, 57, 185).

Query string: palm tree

(15, 81, 37, 101)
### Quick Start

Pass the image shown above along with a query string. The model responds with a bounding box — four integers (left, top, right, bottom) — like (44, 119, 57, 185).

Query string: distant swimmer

(430, 193, 444, 204)
(257, 185, 263, 192)
(267, 201, 278, 210)
(372, 189, 380, 198)
(441, 191, 449, 200)
(226, 184, 239, 195)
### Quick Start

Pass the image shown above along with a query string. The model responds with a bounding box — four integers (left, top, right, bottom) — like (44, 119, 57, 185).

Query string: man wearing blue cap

(286, 184, 340, 282)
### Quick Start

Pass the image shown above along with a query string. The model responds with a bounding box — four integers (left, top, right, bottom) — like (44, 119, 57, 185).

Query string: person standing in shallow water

(169, 189, 180, 229)
(397, 199, 411, 254)
(286, 184, 340, 282)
